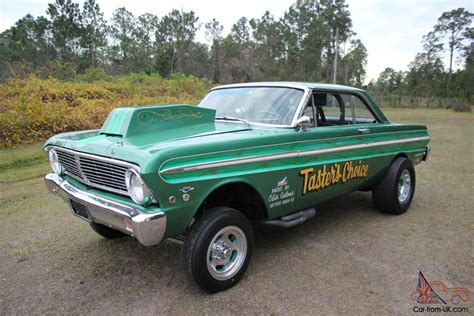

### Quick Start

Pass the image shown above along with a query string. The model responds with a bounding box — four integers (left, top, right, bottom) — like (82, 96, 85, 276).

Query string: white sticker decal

(268, 177, 295, 208)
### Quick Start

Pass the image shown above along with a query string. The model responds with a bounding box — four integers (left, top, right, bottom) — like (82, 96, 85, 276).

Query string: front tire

(182, 207, 253, 293)
(372, 157, 416, 215)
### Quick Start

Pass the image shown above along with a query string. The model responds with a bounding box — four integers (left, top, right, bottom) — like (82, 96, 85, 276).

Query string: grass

(0, 108, 473, 314)
(0, 143, 49, 184)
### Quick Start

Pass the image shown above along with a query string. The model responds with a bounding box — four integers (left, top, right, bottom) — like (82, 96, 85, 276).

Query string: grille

(56, 150, 82, 178)
(55, 148, 132, 196)
(79, 157, 128, 192)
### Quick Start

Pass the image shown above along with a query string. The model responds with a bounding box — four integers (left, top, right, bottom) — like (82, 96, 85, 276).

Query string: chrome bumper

(423, 147, 430, 161)
(44, 173, 166, 246)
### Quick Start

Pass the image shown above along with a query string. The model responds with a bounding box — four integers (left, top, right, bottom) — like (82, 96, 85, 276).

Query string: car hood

(44, 104, 277, 172)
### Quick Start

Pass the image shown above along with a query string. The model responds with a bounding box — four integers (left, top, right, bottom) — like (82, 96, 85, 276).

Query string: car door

(347, 93, 403, 181)
(294, 90, 375, 209)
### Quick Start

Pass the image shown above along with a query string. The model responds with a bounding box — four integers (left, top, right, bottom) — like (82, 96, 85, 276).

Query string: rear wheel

(372, 157, 416, 215)
(89, 222, 127, 239)
(182, 207, 253, 293)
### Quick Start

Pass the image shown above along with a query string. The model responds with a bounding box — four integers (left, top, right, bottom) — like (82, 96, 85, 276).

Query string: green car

(44, 82, 430, 293)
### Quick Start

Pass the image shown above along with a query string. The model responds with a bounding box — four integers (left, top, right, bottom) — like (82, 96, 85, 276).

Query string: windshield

(198, 87, 304, 126)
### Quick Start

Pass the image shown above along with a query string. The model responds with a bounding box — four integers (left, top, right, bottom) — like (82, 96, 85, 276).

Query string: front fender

(160, 176, 266, 237)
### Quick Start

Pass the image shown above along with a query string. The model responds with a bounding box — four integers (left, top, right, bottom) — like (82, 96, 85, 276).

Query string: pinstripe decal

(160, 136, 430, 174)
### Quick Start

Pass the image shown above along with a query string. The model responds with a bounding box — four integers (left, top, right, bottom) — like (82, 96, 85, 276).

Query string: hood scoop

(100, 105, 216, 137)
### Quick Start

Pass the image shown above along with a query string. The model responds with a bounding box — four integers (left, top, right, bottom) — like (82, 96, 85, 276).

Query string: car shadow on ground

(64, 191, 380, 292)
(252, 191, 378, 248)
(6, 190, 403, 313)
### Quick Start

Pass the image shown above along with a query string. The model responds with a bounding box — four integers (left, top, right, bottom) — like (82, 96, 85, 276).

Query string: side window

(313, 93, 343, 126)
(303, 92, 377, 127)
(352, 95, 377, 124)
(323, 94, 340, 119)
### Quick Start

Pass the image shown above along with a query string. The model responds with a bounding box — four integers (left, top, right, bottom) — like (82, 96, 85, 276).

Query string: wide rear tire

(372, 157, 416, 215)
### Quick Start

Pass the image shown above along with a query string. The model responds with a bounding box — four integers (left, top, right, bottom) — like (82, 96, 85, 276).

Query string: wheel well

(393, 153, 408, 161)
(196, 183, 268, 221)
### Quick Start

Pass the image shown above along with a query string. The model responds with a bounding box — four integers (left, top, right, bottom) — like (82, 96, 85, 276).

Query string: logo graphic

(268, 176, 294, 209)
(411, 272, 470, 305)
(277, 176, 288, 187)
(299, 160, 369, 195)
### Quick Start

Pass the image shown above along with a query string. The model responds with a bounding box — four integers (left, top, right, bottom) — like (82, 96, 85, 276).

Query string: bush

(0, 74, 212, 148)
(75, 68, 110, 82)
(453, 102, 472, 112)
(370, 93, 473, 110)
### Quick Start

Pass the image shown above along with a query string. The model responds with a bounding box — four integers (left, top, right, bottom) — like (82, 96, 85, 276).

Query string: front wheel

(182, 207, 253, 293)
(372, 157, 416, 215)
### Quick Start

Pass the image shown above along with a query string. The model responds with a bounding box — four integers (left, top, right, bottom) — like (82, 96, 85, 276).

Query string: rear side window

(351, 95, 377, 124)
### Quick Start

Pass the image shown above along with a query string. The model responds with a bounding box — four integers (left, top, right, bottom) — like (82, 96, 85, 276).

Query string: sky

(1, 0, 473, 82)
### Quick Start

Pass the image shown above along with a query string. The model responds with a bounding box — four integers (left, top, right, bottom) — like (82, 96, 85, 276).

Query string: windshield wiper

(215, 116, 250, 125)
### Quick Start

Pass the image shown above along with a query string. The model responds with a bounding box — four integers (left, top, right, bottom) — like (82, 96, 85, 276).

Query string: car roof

(211, 81, 365, 93)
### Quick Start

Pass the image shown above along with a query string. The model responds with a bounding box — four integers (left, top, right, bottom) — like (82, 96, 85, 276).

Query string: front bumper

(44, 173, 166, 246)
(422, 146, 430, 161)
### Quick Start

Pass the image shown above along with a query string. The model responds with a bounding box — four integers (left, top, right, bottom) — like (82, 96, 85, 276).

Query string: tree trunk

(213, 40, 220, 83)
(344, 63, 348, 84)
(448, 46, 453, 83)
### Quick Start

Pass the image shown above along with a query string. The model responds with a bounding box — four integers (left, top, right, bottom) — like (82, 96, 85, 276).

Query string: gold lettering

(309, 174, 317, 191)
(300, 161, 369, 195)
(299, 168, 313, 195)
(315, 170, 322, 190)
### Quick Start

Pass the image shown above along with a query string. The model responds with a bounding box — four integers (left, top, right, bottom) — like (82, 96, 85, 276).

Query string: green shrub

(75, 68, 110, 82)
(453, 102, 472, 112)
(370, 93, 472, 110)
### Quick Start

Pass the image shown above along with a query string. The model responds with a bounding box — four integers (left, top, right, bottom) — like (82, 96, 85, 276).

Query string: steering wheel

(255, 111, 282, 122)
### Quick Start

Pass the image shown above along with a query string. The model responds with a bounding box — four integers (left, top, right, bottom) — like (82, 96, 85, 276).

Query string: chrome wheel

(206, 226, 247, 281)
(398, 169, 411, 203)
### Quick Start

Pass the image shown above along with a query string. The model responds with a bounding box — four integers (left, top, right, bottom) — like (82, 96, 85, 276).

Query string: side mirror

(295, 115, 311, 131)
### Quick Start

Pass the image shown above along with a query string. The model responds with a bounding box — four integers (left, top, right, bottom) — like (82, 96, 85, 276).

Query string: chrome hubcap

(398, 169, 411, 203)
(206, 226, 247, 281)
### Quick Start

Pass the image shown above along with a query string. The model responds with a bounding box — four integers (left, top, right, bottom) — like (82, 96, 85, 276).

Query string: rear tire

(90, 222, 127, 239)
(372, 157, 416, 215)
(182, 207, 253, 293)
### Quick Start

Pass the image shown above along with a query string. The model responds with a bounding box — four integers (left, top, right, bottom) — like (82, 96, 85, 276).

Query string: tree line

(0, 0, 367, 85)
(370, 8, 473, 103)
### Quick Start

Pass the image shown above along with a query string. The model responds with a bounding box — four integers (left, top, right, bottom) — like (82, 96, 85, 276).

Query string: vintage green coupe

(44, 82, 430, 292)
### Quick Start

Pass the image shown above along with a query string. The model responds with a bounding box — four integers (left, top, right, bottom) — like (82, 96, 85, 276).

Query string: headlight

(48, 149, 63, 175)
(125, 169, 152, 205)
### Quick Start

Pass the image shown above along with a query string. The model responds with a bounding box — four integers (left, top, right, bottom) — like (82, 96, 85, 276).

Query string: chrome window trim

(290, 87, 311, 127)
(160, 136, 430, 175)
(45, 146, 139, 196)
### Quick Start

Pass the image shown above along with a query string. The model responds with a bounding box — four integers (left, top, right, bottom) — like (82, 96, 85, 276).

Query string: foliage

(433, 8, 473, 81)
(0, 0, 367, 86)
(370, 7, 473, 109)
(0, 74, 212, 148)
(369, 93, 471, 111)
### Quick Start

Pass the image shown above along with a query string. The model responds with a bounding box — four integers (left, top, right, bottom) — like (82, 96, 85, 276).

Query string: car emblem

(179, 186, 194, 194)
(277, 176, 288, 187)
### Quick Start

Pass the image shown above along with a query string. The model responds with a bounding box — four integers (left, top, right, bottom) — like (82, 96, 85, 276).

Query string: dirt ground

(1, 108, 473, 314)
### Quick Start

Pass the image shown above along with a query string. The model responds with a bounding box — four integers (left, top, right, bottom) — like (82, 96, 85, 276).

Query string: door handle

(358, 128, 371, 134)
